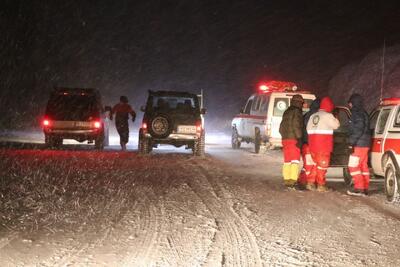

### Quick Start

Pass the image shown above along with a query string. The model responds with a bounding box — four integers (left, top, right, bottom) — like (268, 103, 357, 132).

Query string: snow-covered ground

(1, 130, 400, 266)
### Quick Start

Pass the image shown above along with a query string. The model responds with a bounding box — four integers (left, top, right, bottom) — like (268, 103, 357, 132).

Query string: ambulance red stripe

(371, 137, 400, 154)
(234, 114, 267, 120)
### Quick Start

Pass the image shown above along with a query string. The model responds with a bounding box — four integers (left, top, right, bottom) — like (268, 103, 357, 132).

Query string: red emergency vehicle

(231, 81, 315, 153)
(370, 98, 400, 202)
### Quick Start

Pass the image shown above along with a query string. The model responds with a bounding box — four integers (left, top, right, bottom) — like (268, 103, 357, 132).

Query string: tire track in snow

(182, 159, 262, 267)
(121, 197, 162, 266)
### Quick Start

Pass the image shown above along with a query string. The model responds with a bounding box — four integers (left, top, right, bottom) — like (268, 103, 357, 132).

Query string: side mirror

(140, 106, 146, 112)
(200, 108, 207, 115)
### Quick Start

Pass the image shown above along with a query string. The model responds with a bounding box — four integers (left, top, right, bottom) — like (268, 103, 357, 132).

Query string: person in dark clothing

(298, 98, 320, 188)
(112, 96, 136, 151)
(279, 94, 304, 188)
(346, 93, 371, 196)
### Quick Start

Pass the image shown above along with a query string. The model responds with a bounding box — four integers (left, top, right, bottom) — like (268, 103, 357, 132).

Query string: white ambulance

(370, 98, 400, 202)
(231, 81, 316, 153)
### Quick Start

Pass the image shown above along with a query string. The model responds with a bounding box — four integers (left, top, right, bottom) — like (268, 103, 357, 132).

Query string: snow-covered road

(1, 131, 400, 266)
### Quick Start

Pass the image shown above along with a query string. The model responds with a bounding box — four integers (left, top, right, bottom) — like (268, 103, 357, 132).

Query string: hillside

(329, 44, 400, 111)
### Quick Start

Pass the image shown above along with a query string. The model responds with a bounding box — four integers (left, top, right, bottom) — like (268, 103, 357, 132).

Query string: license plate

(177, 125, 196, 134)
(75, 121, 90, 127)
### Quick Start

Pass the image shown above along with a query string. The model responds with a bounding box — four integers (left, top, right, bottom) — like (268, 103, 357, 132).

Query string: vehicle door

(246, 95, 264, 138)
(239, 96, 254, 137)
(370, 107, 394, 175)
(269, 96, 289, 140)
(386, 106, 400, 165)
(330, 107, 351, 167)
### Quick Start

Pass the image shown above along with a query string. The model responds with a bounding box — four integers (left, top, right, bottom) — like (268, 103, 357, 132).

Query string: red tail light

(196, 121, 202, 135)
(43, 119, 51, 127)
(142, 122, 148, 134)
(94, 121, 101, 129)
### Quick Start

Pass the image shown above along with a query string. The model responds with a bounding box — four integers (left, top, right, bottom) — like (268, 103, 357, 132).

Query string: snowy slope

(329, 44, 400, 111)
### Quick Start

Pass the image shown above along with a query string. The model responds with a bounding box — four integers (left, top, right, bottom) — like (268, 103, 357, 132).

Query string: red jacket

(112, 103, 136, 122)
(306, 97, 340, 154)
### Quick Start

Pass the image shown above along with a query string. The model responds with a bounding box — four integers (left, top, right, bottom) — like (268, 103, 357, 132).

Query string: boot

(316, 184, 329, 192)
(306, 183, 316, 191)
(295, 182, 306, 190)
(347, 188, 365, 197)
(121, 143, 126, 151)
(284, 180, 296, 187)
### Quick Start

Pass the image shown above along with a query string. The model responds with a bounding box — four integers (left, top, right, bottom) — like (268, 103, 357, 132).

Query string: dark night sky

(1, 0, 400, 128)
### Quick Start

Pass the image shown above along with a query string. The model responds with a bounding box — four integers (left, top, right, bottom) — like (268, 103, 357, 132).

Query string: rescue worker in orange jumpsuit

(346, 94, 371, 196)
(112, 96, 136, 151)
(306, 96, 340, 192)
(298, 98, 320, 188)
(279, 94, 304, 188)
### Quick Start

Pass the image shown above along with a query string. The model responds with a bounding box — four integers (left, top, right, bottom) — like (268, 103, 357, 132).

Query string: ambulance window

(273, 98, 288, 116)
(334, 108, 350, 133)
(376, 109, 391, 134)
(260, 96, 269, 112)
(252, 96, 261, 111)
(369, 110, 380, 131)
(244, 99, 253, 114)
(394, 108, 400, 128)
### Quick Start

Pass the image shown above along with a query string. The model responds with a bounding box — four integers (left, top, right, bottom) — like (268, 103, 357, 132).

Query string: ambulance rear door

(371, 107, 394, 175)
(384, 106, 400, 166)
(267, 94, 289, 141)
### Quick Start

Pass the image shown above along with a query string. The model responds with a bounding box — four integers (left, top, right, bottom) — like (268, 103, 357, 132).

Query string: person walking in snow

(346, 94, 371, 196)
(112, 96, 136, 151)
(279, 94, 304, 188)
(298, 98, 320, 188)
(306, 96, 340, 192)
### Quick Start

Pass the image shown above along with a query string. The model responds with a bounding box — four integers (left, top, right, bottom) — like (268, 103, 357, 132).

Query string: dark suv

(42, 88, 110, 149)
(138, 90, 205, 156)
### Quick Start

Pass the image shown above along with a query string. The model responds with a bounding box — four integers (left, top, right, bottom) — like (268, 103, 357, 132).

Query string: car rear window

(394, 108, 400, 128)
(150, 96, 198, 112)
(46, 94, 99, 121)
(376, 109, 391, 134)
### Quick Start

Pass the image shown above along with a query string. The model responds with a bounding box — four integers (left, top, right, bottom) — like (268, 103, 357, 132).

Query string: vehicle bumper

(144, 133, 199, 141)
(44, 129, 101, 140)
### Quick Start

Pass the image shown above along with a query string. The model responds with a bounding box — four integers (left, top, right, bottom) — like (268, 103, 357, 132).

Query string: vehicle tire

(254, 128, 261, 154)
(231, 128, 241, 149)
(384, 163, 400, 203)
(343, 167, 353, 187)
(45, 134, 52, 147)
(95, 134, 105, 150)
(45, 135, 62, 148)
(148, 113, 172, 139)
(193, 132, 205, 156)
(139, 134, 151, 154)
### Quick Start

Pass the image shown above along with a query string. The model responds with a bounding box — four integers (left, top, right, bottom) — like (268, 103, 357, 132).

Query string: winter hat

(291, 94, 304, 103)
(348, 93, 364, 109)
(291, 94, 304, 108)
(320, 96, 334, 112)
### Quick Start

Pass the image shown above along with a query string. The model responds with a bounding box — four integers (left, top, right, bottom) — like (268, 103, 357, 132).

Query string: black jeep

(42, 88, 110, 149)
(138, 90, 206, 156)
